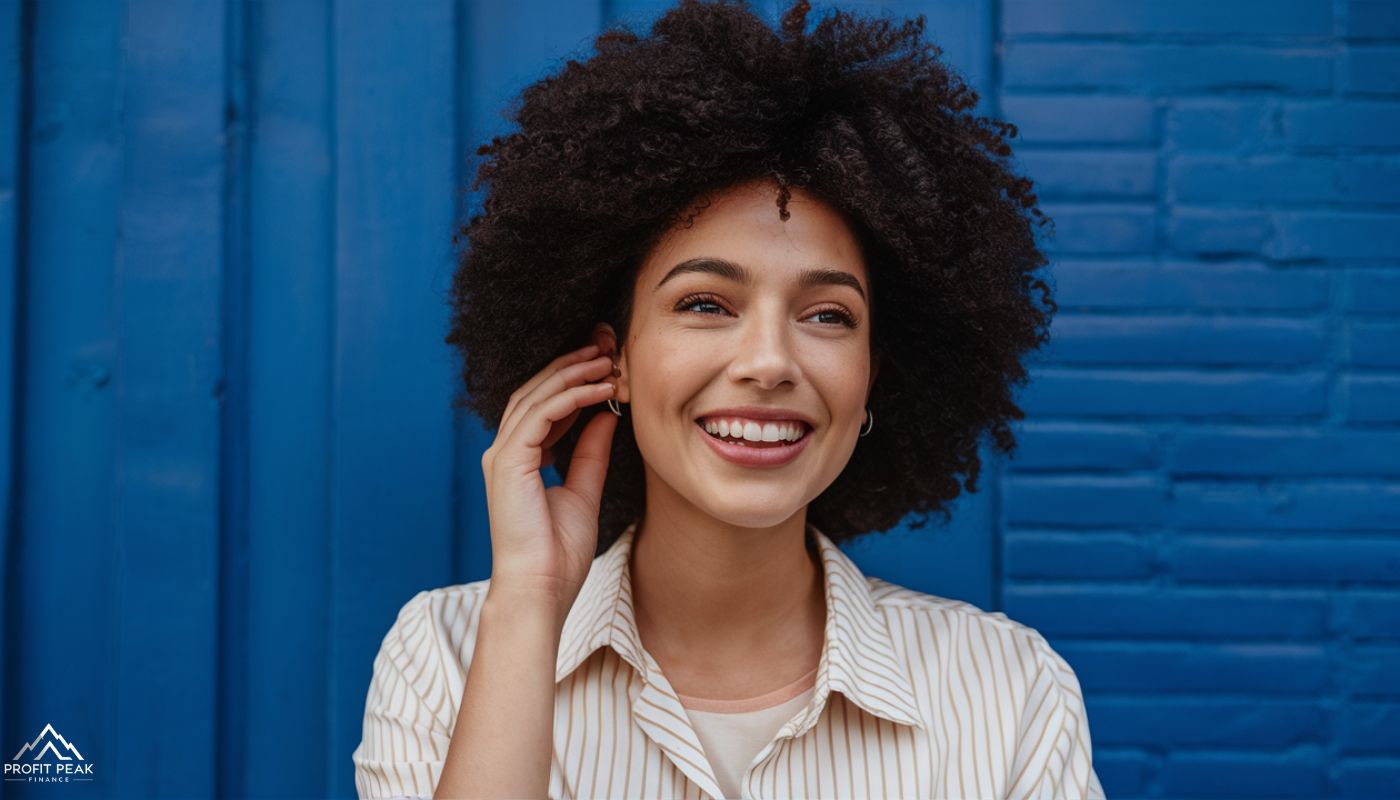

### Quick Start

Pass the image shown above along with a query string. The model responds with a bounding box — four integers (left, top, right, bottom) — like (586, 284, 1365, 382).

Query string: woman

(353, 1, 1105, 798)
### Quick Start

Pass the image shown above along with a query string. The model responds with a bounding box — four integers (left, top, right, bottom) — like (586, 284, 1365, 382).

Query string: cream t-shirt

(676, 666, 820, 800)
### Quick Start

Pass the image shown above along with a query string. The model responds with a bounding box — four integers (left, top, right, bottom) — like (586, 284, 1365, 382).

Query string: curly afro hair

(446, 0, 1056, 554)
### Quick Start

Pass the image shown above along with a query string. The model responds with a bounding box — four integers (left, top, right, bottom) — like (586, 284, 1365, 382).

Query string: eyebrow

(653, 257, 867, 302)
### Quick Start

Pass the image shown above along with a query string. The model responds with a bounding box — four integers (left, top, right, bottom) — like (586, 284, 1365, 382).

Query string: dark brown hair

(447, 0, 1055, 554)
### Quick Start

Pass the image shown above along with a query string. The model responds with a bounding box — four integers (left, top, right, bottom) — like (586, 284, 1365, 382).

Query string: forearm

(433, 585, 568, 799)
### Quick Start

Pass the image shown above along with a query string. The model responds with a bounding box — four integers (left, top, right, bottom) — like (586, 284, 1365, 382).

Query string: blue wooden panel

(8, 0, 126, 796)
(220, 2, 252, 795)
(0, 0, 20, 777)
(241, 0, 334, 796)
(110, 0, 228, 792)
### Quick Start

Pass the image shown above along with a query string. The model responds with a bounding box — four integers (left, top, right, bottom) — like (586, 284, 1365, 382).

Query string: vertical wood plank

(11, 0, 125, 785)
(0, 0, 22, 765)
(331, 1, 458, 793)
(112, 0, 227, 792)
(241, 0, 334, 794)
(217, 0, 251, 796)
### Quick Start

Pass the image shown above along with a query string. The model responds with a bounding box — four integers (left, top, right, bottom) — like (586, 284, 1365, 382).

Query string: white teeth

(701, 417, 807, 443)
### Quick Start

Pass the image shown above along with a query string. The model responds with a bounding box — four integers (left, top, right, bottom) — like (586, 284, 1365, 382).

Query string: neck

(628, 492, 826, 673)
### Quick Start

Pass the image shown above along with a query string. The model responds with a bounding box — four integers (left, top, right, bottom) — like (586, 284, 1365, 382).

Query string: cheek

(628, 342, 705, 418)
(809, 350, 872, 403)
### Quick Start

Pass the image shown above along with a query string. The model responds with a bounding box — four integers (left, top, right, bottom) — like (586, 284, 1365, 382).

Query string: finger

(539, 405, 582, 470)
(562, 406, 618, 513)
(498, 355, 614, 447)
(489, 343, 610, 478)
(499, 343, 599, 432)
(495, 381, 616, 473)
(543, 407, 583, 453)
(499, 354, 612, 447)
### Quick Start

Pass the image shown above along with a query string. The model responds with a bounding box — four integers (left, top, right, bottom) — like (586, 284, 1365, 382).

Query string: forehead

(639, 180, 868, 287)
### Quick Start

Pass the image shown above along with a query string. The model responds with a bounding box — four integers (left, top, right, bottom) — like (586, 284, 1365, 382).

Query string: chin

(687, 493, 808, 530)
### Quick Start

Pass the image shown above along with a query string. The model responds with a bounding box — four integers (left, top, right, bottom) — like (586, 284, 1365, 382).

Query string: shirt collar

(554, 520, 926, 731)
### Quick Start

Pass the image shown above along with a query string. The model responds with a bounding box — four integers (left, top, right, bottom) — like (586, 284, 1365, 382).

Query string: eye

(809, 305, 859, 329)
(675, 292, 729, 316)
(674, 293, 859, 329)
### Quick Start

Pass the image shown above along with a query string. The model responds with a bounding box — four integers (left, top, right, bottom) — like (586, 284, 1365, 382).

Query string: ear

(867, 352, 880, 398)
(592, 322, 628, 403)
(591, 322, 618, 357)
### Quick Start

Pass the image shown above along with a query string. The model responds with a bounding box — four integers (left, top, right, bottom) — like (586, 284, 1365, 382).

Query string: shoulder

(354, 581, 495, 796)
(867, 578, 1104, 796)
(383, 578, 492, 638)
(367, 579, 493, 714)
(867, 576, 1082, 690)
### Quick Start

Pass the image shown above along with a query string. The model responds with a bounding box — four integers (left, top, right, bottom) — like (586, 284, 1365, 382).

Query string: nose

(724, 299, 802, 390)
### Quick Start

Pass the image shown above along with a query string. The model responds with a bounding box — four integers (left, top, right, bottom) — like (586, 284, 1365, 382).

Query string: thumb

(562, 408, 618, 512)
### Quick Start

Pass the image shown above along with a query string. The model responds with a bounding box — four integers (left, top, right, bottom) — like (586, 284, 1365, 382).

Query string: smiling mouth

(694, 420, 811, 448)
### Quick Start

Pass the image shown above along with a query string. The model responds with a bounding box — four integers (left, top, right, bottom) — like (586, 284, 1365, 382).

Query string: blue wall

(1, 1, 1396, 798)
(997, 2, 1400, 795)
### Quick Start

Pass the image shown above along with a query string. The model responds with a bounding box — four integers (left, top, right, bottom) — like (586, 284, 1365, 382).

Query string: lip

(694, 406, 818, 427)
(695, 419, 812, 468)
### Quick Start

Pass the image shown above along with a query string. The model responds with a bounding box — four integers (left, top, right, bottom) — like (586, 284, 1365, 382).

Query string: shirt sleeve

(1005, 632, 1107, 799)
(352, 590, 456, 799)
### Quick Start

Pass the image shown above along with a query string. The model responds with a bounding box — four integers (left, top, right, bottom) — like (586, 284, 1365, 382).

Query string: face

(597, 177, 878, 529)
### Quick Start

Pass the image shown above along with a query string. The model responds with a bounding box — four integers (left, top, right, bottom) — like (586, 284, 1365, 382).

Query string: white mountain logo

(11, 724, 84, 762)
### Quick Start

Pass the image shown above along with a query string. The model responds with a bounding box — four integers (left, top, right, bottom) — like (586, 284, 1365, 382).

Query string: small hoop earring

(859, 407, 874, 437)
(607, 398, 623, 417)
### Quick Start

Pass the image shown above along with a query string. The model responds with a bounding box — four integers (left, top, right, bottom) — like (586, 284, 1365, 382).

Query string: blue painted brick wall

(996, 1, 1400, 797)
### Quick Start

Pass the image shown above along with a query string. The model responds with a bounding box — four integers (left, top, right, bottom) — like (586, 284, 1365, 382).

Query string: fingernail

(610, 361, 621, 377)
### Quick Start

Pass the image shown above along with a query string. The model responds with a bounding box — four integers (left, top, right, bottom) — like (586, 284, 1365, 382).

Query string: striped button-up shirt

(353, 522, 1106, 799)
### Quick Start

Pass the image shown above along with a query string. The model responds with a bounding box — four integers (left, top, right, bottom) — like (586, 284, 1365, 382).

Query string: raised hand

(479, 339, 620, 616)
